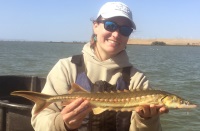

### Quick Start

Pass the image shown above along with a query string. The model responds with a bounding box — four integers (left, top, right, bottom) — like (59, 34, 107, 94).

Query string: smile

(107, 39, 119, 45)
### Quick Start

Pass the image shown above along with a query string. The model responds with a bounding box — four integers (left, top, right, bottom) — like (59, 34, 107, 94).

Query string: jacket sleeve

(130, 112, 162, 131)
(31, 58, 76, 131)
(129, 67, 162, 131)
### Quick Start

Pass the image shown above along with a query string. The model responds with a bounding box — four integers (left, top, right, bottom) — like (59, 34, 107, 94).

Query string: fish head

(161, 95, 197, 109)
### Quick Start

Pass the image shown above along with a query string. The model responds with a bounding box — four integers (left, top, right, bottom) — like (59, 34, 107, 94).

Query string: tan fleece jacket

(31, 43, 162, 131)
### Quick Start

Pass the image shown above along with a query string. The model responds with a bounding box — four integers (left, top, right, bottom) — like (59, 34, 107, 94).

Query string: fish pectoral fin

(92, 107, 107, 115)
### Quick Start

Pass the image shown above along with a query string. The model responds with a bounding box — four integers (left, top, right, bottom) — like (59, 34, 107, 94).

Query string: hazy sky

(0, 0, 199, 42)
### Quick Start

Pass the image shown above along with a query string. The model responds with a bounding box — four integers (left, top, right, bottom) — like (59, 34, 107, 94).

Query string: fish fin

(92, 107, 107, 115)
(69, 83, 90, 94)
(11, 91, 52, 115)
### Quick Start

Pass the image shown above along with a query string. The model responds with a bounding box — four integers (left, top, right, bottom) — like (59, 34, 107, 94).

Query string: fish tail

(11, 91, 52, 115)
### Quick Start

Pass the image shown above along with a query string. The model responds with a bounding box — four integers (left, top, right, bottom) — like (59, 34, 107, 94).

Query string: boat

(0, 75, 46, 131)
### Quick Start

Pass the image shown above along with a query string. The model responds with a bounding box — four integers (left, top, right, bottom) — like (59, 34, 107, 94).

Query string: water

(0, 41, 84, 76)
(126, 45, 200, 131)
(0, 41, 199, 130)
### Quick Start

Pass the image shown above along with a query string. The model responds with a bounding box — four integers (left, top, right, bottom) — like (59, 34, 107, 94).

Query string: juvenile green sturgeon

(11, 83, 197, 115)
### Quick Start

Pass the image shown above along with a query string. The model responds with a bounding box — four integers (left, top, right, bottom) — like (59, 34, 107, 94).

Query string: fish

(11, 83, 197, 115)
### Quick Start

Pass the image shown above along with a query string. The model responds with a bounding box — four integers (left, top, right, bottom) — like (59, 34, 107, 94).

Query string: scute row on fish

(11, 83, 197, 115)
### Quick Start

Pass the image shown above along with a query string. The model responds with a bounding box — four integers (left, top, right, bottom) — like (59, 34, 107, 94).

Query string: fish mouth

(177, 104, 197, 109)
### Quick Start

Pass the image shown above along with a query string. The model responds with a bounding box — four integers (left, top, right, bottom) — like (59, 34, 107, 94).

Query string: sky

(0, 0, 200, 42)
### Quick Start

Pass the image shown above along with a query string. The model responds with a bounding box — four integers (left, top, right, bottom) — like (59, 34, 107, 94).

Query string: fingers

(135, 105, 152, 118)
(61, 98, 84, 113)
(64, 100, 91, 121)
(149, 104, 157, 116)
(159, 106, 169, 114)
(61, 98, 92, 130)
(135, 104, 169, 119)
(68, 105, 92, 125)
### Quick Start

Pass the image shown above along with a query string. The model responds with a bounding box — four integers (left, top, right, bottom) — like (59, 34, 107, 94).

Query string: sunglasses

(98, 20, 133, 37)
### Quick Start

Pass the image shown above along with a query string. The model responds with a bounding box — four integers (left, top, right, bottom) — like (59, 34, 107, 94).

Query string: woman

(31, 2, 168, 131)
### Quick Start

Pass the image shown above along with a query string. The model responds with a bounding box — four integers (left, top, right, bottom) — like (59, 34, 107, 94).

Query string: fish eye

(181, 100, 189, 105)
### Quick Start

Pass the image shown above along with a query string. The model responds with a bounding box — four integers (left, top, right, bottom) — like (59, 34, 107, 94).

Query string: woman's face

(93, 16, 132, 58)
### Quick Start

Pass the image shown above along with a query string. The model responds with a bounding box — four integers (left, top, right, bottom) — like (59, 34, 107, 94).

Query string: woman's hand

(61, 98, 92, 130)
(135, 104, 169, 119)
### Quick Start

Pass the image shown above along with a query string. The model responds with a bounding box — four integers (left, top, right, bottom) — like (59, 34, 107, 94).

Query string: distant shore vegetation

(151, 41, 166, 46)
(128, 38, 200, 46)
(0, 40, 86, 44)
(49, 41, 85, 44)
(1, 38, 200, 46)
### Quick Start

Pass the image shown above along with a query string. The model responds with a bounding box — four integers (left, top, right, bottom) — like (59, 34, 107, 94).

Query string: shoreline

(1, 39, 200, 46)
(128, 38, 200, 46)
